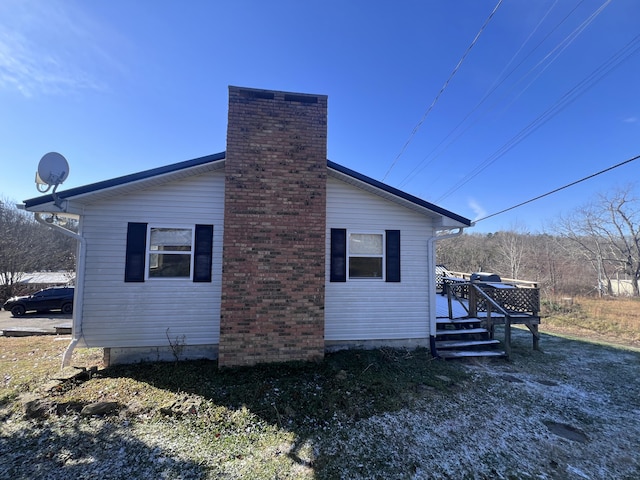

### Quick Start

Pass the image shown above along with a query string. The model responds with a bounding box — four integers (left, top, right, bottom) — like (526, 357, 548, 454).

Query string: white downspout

(35, 213, 85, 368)
(428, 227, 466, 357)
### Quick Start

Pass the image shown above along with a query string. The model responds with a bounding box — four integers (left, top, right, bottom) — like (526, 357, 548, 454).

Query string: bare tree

(0, 198, 76, 301)
(494, 224, 528, 279)
(0, 199, 37, 298)
(437, 229, 597, 296)
(436, 232, 499, 273)
(553, 186, 640, 297)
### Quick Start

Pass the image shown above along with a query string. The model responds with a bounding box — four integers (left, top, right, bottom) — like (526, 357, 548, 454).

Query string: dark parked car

(3, 286, 74, 317)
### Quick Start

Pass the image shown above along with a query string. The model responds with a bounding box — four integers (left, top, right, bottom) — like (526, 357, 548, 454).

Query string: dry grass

(541, 296, 640, 348)
(0, 337, 102, 405)
(1, 337, 465, 424)
(2, 330, 640, 478)
(0, 336, 468, 479)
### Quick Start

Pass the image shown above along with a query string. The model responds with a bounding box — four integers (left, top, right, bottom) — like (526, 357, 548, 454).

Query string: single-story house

(0, 271, 75, 302)
(22, 86, 472, 367)
(1, 271, 74, 289)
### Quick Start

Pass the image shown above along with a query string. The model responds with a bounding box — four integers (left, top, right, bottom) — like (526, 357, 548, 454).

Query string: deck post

(504, 316, 512, 359)
(468, 284, 477, 317)
(446, 284, 454, 319)
(530, 323, 540, 350)
(486, 303, 494, 339)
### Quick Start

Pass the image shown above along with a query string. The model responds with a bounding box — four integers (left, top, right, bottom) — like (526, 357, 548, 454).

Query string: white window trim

(347, 230, 385, 281)
(145, 225, 195, 281)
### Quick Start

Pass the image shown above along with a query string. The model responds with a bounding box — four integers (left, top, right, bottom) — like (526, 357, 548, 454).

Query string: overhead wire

(475, 154, 640, 222)
(400, 0, 612, 191)
(435, 32, 640, 203)
(381, 0, 504, 182)
(397, 0, 570, 189)
(498, 0, 612, 113)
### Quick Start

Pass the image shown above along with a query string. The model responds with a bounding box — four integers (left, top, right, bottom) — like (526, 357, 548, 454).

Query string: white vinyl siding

(77, 170, 224, 348)
(326, 175, 434, 341)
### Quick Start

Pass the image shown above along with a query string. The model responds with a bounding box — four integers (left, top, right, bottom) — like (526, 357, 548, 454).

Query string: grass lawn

(541, 295, 640, 348)
(1, 338, 466, 479)
(2, 324, 640, 479)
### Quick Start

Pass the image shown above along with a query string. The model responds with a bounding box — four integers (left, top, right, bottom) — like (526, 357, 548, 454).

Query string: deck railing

(438, 270, 539, 290)
(439, 271, 540, 316)
(438, 271, 541, 357)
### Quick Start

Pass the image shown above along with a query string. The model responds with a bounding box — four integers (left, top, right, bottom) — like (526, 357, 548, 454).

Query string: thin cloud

(468, 198, 487, 222)
(622, 117, 638, 124)
(0, 0, 123, 97)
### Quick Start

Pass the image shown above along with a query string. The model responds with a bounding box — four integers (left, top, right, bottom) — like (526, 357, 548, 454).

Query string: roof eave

(22, 153, 472, 228)
(327, 160, 472, 227)
(23, 152, 226, 211)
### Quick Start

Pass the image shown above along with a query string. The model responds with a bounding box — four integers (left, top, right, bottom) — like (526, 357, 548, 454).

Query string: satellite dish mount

(35, 152, 70, 209)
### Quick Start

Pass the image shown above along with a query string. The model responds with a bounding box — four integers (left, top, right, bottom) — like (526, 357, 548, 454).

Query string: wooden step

(438, 350, 506, 359)
(435, 327, 488, 336)
(435, 339, 500, 349)
(436, 318, 481, 325)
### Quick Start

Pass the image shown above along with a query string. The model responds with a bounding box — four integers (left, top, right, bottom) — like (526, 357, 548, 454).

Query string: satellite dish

(36, 152, 70, 193)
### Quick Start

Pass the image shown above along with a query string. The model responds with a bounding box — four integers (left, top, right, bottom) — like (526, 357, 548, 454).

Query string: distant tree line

(0, 198, 76, 301)
(437, 185, 640, 298)
(436, 231, 594, 297)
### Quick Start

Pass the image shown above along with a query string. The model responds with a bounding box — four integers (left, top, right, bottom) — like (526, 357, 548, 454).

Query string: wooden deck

(435, 274, 541, 359)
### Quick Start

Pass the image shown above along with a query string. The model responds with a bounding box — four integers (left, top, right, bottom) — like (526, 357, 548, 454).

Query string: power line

(498, 0, 612, 114)
(400, 0, 611, 193)
(397, 0, 572, 189)
(436, 31, 640, 202)
(382, 0, 503, 182)
(435, 0, 618, 202)
(475, 154, 640, 222)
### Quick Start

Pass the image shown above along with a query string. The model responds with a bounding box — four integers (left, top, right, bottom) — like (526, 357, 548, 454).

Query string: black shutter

(330, 228, 347, 282)
(386, 230, 401, 282)
(193, 224, 214, 283)
(125, 222, 147, 282)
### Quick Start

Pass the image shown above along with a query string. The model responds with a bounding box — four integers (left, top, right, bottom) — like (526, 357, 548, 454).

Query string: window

(349, 233, 383, 278)
(125, 223, 213, 283)
(330, 229, 400, 282)
(148, 227, 193, 278)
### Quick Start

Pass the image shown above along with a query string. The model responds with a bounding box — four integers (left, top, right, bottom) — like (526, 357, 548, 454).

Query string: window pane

(150, 228, 192, 252)
(349, 234, 383, 255)
(149, 253, 191, 278)
(349, 257, 383, 278)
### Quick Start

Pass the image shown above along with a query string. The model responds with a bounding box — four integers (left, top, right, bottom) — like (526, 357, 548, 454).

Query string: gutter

(428, 226, 468, 358)
(35, 213, 86, 369)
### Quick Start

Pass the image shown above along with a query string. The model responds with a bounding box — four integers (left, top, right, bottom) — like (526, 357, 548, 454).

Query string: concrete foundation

(103, 345, 218, 366)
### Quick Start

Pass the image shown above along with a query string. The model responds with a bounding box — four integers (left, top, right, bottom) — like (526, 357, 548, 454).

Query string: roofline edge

(327, 160, 472, 226)
(23, 152, 226, 209)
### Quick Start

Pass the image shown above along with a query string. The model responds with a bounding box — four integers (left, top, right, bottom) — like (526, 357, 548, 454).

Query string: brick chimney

(219, 86, 327, 367)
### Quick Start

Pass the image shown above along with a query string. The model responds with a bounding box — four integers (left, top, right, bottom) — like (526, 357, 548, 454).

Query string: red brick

(219, 87, 327, 368)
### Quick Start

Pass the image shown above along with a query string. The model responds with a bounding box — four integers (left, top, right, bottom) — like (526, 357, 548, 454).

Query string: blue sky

(1, 0, 638, 233)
